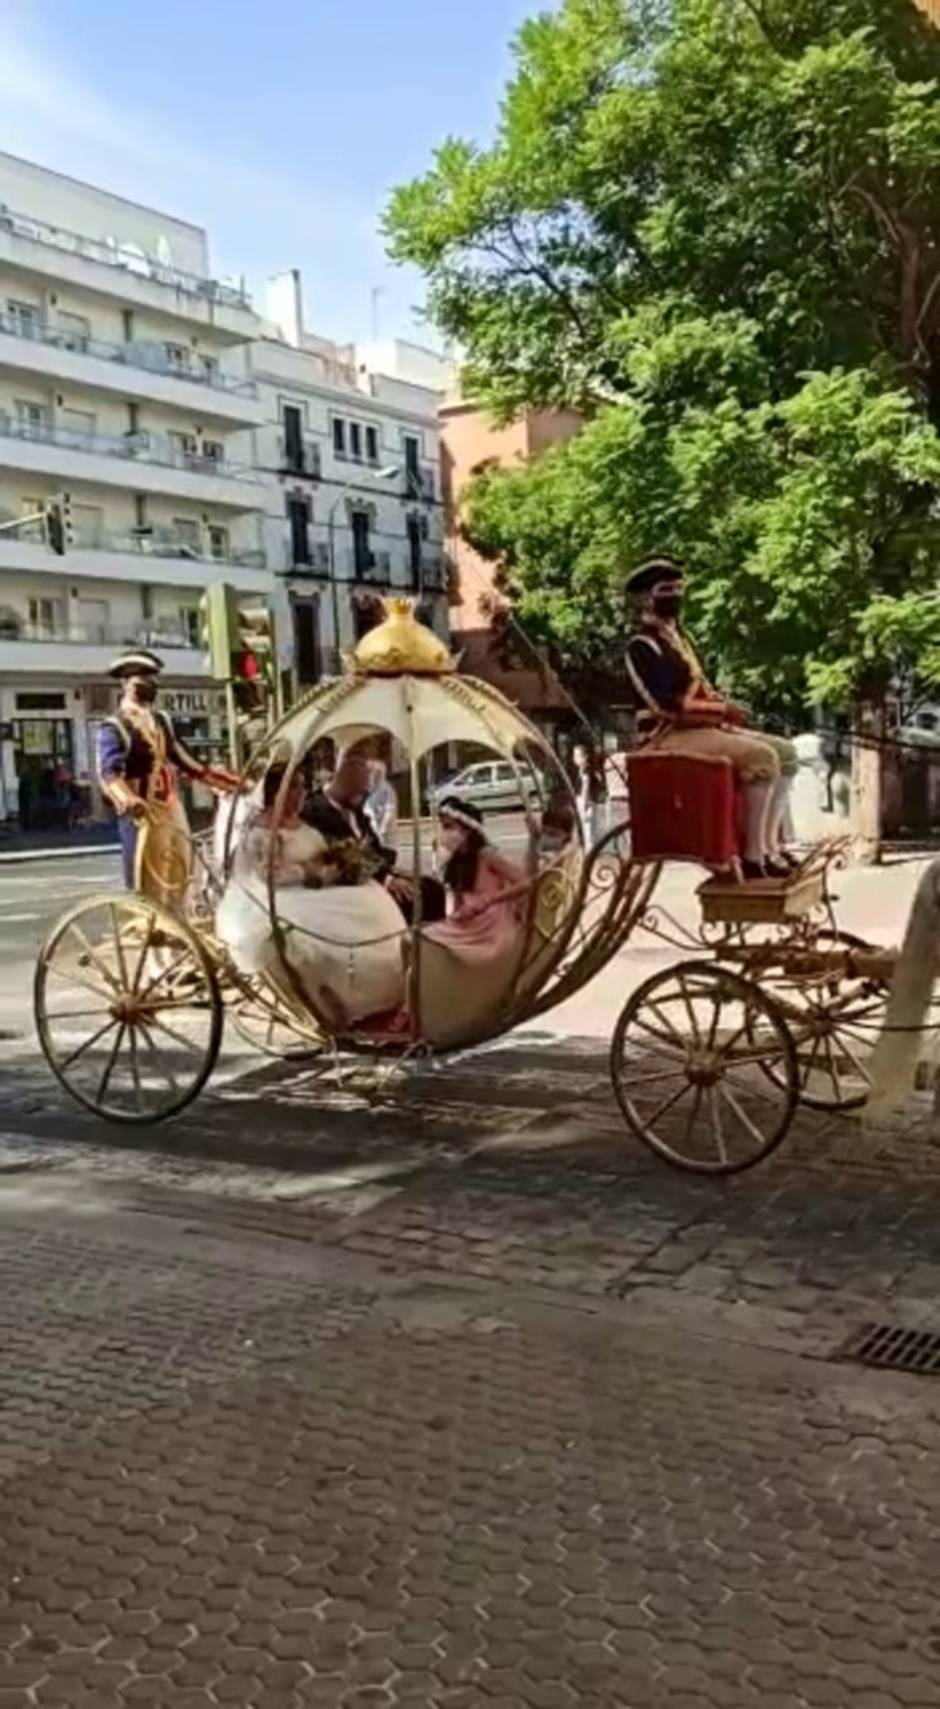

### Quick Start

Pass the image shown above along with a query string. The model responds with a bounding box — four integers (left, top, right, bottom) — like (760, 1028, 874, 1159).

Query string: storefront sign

(161, 689, 225, 717)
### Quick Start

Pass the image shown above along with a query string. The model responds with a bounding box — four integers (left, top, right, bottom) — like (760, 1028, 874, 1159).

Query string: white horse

(865, 856, 940, 1123)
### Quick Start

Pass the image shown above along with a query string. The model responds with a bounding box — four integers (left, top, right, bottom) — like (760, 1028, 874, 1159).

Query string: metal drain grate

(843, 1321, 940, 1375)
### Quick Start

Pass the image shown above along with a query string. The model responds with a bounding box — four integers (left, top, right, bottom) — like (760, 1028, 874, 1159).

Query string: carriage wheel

(610, 961, 798, 1175)
(754, 929, 889, 1112)
(230, 979, 325, 1061)
(35, 893, 223, 1124)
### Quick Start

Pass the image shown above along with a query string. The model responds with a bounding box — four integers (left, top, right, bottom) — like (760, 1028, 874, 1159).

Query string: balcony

(0, 204, 255, 338)
(339, 546, 392, 586)
(0, 528, 270, 594)
(0, 314, 263, 425)
(0, 417, 266, 510)
(0, 617, 206, 678)
(279, 541, 331, 580)
(278, 437, 322, 480)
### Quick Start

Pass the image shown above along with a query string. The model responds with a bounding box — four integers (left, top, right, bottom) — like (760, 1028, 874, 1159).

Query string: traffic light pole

(224, 679, 242, 773)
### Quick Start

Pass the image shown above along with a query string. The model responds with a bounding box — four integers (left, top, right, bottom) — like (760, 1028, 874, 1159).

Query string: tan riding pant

(647, 725, 782, 784)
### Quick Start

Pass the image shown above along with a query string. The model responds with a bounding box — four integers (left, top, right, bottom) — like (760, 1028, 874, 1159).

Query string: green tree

(386, 0, 940, 826)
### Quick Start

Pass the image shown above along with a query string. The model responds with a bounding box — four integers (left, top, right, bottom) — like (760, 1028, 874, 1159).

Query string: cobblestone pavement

(5, 967, 940, 1703)
(3, 1205, 940, 1709)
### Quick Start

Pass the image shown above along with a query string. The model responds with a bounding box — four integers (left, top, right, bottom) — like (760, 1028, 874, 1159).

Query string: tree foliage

(386, 0, 940, 712)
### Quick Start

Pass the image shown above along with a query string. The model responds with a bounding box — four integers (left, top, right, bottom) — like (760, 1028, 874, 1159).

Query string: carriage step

(697, 871, 824, 925)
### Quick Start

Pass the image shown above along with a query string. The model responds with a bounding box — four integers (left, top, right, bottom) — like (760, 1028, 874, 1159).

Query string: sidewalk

(0, 822, 119, 863)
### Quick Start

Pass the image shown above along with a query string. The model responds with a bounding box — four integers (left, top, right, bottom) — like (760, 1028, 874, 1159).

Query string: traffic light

(44, 492, 73, 556)
(198, 581, 239, 679)
(236, 601, 276, 691)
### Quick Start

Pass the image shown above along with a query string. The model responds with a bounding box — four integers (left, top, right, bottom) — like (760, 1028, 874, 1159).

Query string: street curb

(0, 843, 118, 865)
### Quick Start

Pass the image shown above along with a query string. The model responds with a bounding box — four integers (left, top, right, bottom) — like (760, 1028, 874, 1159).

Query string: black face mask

(652, 593, 683, 622)
(129, 677, 158, 706)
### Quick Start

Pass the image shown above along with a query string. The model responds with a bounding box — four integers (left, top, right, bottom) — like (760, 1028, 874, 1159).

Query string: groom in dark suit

(303, 744, 445, 923)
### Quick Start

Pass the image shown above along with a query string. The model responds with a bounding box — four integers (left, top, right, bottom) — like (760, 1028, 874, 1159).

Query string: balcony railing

(0, 204, 251, 309)
(0, 619, 201, 650)
(0, 312, 258, 395)
(0, 416, 260, 483)
(339, 547, 392, 584)
(106, 529, 267, 569)
(0, 510, 266, 570)
(278, 437, 322, 478)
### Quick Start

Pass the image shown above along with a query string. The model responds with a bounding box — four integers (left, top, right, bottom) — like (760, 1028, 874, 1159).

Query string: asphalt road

(0, 812, 532, 1003)
(0, 852, 123, 968)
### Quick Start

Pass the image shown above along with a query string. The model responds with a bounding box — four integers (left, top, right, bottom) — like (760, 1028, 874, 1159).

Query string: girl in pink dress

(425, 796, 529, 965)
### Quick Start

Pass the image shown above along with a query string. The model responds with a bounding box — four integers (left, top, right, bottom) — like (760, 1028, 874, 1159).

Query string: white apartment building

(252, 272, 450, 684)
(0, 152, 269, 822)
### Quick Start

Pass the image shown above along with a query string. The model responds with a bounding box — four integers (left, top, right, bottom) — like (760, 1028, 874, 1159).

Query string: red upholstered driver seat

(627, 750, 743, 869)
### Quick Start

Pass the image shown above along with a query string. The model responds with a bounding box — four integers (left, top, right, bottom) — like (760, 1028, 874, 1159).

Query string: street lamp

(327, 464, 400, 669)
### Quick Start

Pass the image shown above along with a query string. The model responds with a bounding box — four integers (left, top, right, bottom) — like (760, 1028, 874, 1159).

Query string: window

(293, 598, 320, 684)
(282, 404, 305, 473)
(60, 407, 96, 443)
(351, 509, 371, 578)
(15, 401, 50, 439)
(208, 525, 229, 561)
(7, 299, 39, 338)
(407, 514, 422, 587)
(199, 354, 219, 382)
(170, 431, 198, 462)
(200, 439, 224, 465)
(287, 495, 311, 566)
(75, 599, 109, 643)
(332, 417, 346, 457)
(72, 504, 103, 548)
(179, 607, 200, 646)
(164, 343, 189, 373)
(172, 518, 202, 555)
(27, 597, 63, 639)
(404, 434, 421, 496)
(57, 311, 90, 350)
(365, 425, 379, 464)
(349, 422, 362, 462)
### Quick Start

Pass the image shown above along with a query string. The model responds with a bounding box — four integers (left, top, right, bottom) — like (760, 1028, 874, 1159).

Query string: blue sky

(0, 0, 539, 345)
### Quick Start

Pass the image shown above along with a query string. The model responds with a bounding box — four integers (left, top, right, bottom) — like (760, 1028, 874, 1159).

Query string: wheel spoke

(137, 1019, 182, 1095)
(46, 962, 115, 1004)
(137, 946, 196, 1005)
(60, 1016, 119, 1071)
(618, 1063, 689, 1089)
(719, 1082, 769, 1151)
(130, 910, 155, 995)
(629, 1013, 687, 1060)
(144, 1013, 205, 1057)
(127, 1026, 144, 1113)
(45, 1005, 113, 1023)
(96, 1023, 126, 1105)
(821, 1031, 844, 1102)
(66, 923, 122, 994)
(795, 1030, 826, 1091)
(638, 1078, 695, 1129)
(642, 998, 688, 1049)
(707, 1085, 728, 1165)
(110, 904, 130, 991)
(722, 1070, 793, 1107)
(833, 1029, 874, 1086)
(681, 1084, 704, 1153)
(676, 974, 702, 1044)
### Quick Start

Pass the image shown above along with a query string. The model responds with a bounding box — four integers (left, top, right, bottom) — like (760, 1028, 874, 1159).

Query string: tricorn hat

(624, 555, 686, 598)
(107, 648, 164, 680)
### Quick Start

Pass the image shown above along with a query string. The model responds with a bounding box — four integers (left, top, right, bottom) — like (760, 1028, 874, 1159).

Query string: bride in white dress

(216, 764, 406, 1026)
